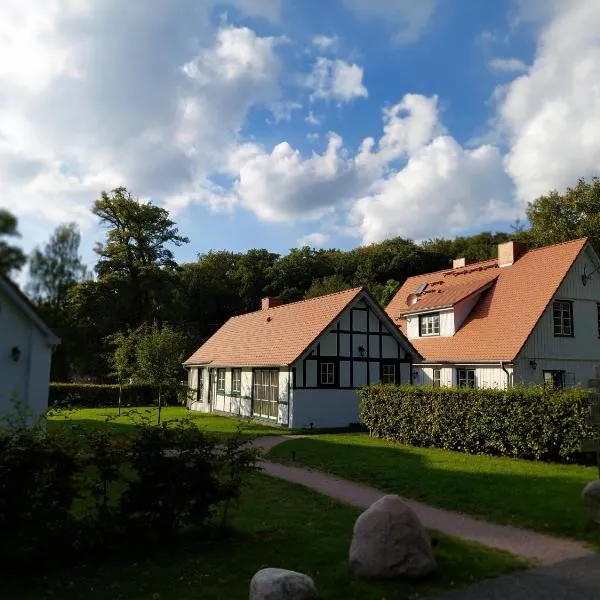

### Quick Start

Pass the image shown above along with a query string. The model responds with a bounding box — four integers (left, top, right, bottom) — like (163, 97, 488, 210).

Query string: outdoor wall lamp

(11, 346, 21, 362)
(529, 360, 537, 370)
(357, 345, 366, 357)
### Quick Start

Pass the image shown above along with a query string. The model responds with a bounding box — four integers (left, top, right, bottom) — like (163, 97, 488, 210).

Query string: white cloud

(500, 1, 600, 206)
(312, 34, 340, 51)
(306, 132, 320, 142)
(344, 0, 437, 43)
(489, 57, 527, 72)
(297, 232, 330, 247)
(305, 111, 321, 125)
(307, 57, 368, 102)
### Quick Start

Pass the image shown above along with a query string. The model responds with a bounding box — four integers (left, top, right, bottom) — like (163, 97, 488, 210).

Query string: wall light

(11, 346, 21, 362)
(529, 360, 537, 370)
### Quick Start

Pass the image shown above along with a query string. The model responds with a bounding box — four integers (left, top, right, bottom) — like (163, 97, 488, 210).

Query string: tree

(93, 187, 189, 326)
(109, 329, 139, 415)
(0, 209, 26, 274)
(134, 324, 188, 423)
(304, 275, 351, 299)
(527, 177, 600, 248)
(27, 223, 87, 308)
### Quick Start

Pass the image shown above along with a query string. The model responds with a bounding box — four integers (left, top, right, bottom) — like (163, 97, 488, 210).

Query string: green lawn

(268, 434, 600, 544)
(47, 406, 282, 440)
(1, 473, 526, 600)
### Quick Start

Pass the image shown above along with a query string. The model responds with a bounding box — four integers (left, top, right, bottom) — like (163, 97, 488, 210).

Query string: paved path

(253, 436, 594, 566)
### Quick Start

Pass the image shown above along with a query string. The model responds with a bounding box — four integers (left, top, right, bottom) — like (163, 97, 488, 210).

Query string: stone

(249, 568, 318, 600)
(349, 494, 437, 579)
(582, 480, 600, 524)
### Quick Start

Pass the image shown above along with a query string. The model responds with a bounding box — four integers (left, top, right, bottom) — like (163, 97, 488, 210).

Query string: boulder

(582, 480, 600, 524)
(249, 568, 318, 600)
(349, 494, 436, 579)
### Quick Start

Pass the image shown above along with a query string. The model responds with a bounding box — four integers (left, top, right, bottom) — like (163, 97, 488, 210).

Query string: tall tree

(304, 275, 351, 299)
(93, 187, 189, 326)
(27, 223, 87, 308)
(0, 209, 26, 274)
(527, 177, 600, 248)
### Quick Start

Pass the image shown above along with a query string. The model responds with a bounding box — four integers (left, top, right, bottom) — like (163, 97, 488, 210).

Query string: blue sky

(1, 0, 598, 271)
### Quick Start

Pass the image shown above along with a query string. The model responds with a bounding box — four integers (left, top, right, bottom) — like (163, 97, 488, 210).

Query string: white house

(184, 287, 421, 428)
(0, 273, 61, 417)
(386, 238, 600, 389)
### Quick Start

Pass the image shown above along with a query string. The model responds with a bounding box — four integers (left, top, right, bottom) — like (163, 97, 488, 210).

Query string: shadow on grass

(268, 436, 600, 545)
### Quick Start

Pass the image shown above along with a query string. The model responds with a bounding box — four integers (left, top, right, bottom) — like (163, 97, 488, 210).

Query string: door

(208, 368, 217, 408)
(253, 369, 279, 420)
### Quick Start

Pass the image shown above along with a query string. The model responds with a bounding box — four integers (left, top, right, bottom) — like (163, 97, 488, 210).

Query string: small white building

(386, 238, 600, 389)
(184, 287, 420, 428)
(0, 273, 61, 417)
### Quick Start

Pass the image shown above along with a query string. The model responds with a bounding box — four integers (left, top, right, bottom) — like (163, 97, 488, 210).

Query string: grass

(1, 473, 527, 600)
(46, 406, 282, 440)
(268, 434, 600, 544)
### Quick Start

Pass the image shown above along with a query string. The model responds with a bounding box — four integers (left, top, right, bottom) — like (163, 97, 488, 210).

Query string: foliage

(358, 384, 595, 463)
(48, 383, 179, 408)
(0, 413, 258, 566)
(304, 274, 352, 299)
(0, 208, 26, 274)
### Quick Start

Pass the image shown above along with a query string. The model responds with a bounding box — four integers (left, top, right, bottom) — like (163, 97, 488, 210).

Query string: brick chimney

(453, 258, 467, 269)
(498, 241, 527, 268)
(261, 297, 283, 310)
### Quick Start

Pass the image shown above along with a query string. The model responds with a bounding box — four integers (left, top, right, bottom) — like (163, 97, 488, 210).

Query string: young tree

(0, 209, 26, 274)
(134, 324, 187, 424)
(27, 223, 87, 308)
(109, 329, 139, 415)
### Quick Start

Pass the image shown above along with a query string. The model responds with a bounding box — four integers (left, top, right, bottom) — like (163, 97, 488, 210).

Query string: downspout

(500, 361, 511, 389)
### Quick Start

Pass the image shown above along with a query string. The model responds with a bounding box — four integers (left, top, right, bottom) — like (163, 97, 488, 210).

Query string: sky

(1, 0, 600, 269)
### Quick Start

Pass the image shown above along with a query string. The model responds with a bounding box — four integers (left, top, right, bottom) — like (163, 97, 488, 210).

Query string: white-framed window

(432, 368, 441, 387)
(381, 362, 396, 384)
(320, 361, 336, 386)
(553, 300, 573, 337)
(419, 313, 440, 336)
(543, 370, 565, 390)
(217, 368, 226, 392)
(457, 369, 475, 388)
(232, 368, 242, 394)
(253, 369, 279, 420)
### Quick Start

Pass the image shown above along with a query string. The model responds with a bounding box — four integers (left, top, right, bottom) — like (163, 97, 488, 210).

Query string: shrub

(358, 384, 595, 463)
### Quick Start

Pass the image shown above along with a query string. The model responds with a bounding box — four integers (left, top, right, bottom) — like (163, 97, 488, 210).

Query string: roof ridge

(228, 286, 364, 319)
(520, 236, 588, 254)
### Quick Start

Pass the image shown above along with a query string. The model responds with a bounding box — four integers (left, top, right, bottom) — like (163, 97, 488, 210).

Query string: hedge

(48, 383, 184, 408)
(358, 384, 596, 463)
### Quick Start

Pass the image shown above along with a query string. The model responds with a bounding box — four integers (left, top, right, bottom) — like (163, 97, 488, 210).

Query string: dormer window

(419, 313, 440, 336)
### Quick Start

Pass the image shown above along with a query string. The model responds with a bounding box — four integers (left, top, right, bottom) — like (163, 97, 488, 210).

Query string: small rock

(582, 480, 600, 523)
(249, 568, 318, 600)
(349, 494, 437, 579)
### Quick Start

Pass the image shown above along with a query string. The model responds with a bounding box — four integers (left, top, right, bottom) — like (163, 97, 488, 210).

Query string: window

(232, 368, 242, 394)
(216, 368, 226, 392)
(457, 369, 475, 388)
(253, 369, 279, 420)
(553, 300, 573, 337)
(419, 313, 440, 336)
(432, 368, 441, 387)
(319, 360, 338, 387)
(381, 362, 397, 384)
(544, 370, 565, 390)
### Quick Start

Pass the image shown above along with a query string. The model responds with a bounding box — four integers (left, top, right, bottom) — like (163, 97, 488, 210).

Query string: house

(386, 238, 600, 389)
(0, 273, 61, 417)
(184, 287, 421, 428)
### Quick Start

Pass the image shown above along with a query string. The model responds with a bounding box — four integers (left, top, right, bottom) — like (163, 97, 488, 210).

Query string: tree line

(1, 178, 598, 383)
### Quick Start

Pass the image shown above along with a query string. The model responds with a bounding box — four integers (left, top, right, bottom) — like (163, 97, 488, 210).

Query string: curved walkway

(252, 436, 594, 566)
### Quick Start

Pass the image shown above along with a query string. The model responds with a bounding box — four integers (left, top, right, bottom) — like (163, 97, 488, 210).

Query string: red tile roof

(386, 238, 589, 362)
(185, 287, 417, 367)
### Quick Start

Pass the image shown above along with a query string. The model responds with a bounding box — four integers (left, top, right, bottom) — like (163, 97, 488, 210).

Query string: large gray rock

(249, 568, 318, 600)
(349, 494, 437, 579)
(582, 480, 600, 523)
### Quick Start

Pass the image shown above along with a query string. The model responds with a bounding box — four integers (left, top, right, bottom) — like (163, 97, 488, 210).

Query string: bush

(48, 383, 183, 408)
(359, 384, 595, 463)
(0, 414, 258, 565)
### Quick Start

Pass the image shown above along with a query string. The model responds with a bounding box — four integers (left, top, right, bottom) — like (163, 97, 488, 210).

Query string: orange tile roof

(386, 238, 589, 362)
(185, 287, 416, 367)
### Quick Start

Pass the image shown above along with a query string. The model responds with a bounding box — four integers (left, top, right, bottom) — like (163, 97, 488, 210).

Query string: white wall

(414, 364, 512, 388)
(290, 389, 360, 429)
(406, 308, 454, 338)
(0, 287, 53, 416)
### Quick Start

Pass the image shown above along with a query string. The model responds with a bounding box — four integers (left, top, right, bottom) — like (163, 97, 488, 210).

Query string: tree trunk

(157, 386, 162, 425)
(118, 384, 122, 417)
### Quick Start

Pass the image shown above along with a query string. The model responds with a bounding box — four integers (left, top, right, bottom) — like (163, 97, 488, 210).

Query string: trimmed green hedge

(48, 383, 182, 408)
(359, 384, 595, 463)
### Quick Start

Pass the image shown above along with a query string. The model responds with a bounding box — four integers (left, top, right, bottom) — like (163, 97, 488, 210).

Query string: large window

(553, 300, 573, 337)
(432, 368, 441, 387)
(216, 368, 226, 392)
(318, 360, 339, 387)
(232, 368, 242, 394)
(381, 362, 397, 384)
(253, 369, 279, 420)
(419, 313, 440, 336)
(457, 368, 475, 388)
(544, 370, 565, 390)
